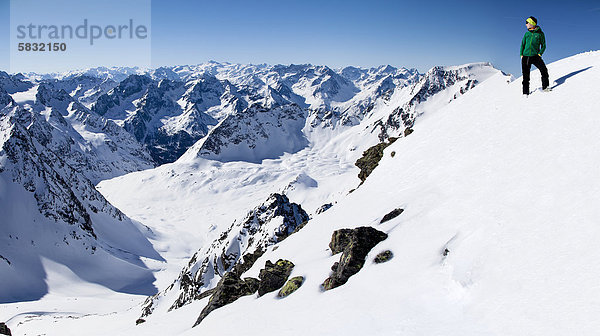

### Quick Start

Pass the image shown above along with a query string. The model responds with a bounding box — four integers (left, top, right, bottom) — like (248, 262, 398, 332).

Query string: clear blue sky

(1, 0, 599, 75)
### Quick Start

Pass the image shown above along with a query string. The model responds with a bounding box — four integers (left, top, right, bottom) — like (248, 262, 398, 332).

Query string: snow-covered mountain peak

(35, 83, 74, 109)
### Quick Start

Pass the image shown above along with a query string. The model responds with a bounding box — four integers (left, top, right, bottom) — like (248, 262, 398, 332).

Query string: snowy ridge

(22, 66, 149, 83)
(371, 62, 499, 141)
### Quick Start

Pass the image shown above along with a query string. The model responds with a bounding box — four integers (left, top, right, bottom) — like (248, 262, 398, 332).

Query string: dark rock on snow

(243, 277, 260, 294)
(355, 138, 397, 183)
(329, 228, 355, 255)
(168, 193, 307, 312)
(323, 226, 388, 290)
(373, 250, 394, 264)
(258, 259, 295, 297)
(380, 208, 404, 224)
(194, 272, 259, 327)
(0, 323, 11, 336)
(315, 203, 333, 214)
(277, 276, 305, 298)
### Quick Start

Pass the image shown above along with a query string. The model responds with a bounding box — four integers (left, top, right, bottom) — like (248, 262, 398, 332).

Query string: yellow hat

(526, 17, 537, 26)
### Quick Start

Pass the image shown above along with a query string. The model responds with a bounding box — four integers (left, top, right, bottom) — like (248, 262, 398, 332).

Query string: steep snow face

(0, 103, 163, 303)
(183, 103, 309, 163)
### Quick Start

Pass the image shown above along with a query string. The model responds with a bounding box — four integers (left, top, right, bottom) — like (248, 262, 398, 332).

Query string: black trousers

(522, 55, 549, 94)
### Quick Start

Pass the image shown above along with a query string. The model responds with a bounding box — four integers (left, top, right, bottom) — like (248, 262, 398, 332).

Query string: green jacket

(520, 26, 546, 56)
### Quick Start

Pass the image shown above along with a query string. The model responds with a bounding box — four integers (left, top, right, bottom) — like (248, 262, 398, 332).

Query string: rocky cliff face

(189, 103, 308, 163)
(27, 83, 155, 184)
(0, 103, 133, 237)
(43, 74, 118, 108)
(122, 78, 219, 163)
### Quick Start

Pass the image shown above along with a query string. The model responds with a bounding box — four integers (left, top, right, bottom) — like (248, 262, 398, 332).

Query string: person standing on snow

(520, 16, 550, 95)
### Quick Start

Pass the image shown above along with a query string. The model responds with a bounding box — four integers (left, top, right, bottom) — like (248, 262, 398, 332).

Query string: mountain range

(3, 52, 598, 335)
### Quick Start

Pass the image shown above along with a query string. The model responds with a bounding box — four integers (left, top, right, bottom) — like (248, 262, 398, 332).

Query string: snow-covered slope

(2, 51, 599, 336)
(166, 51, 599, 335)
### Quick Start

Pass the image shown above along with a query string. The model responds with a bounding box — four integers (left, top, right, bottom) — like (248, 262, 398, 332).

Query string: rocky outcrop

(140, 193, 308, 317)
(0, 323, 11, 336)
(315, 203, 333, 214)
(2, 110, 96, 236)
(258, 259, 295, 297)
(92, 74, 154, 117)
(355, 138, 397, 183)
(0, 87, 15, 108)
(277, 276, 304, 298)
(193, 272, 259, 327)
(380, 208, 404, 224)
(323, 227, 388, 290)
(191, 258, 295, 327)
(374, 250, 394, 264)
(122, 79, 218, 164)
